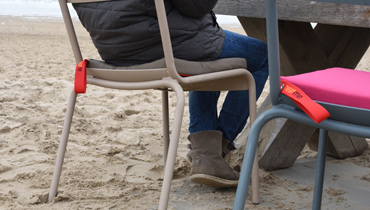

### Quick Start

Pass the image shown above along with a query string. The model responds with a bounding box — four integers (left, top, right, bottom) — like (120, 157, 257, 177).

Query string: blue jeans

(188, 30, 269, 141)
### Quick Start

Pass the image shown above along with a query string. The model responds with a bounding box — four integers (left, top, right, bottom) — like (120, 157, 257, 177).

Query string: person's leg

(188, 91, 220, 134)
(187, 30, 268, 187)
(217, 30, 269, 141)
(188, 31, 268, 138)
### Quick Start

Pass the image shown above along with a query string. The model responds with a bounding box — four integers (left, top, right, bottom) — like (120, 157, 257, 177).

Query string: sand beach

(0, 13, 369, 210)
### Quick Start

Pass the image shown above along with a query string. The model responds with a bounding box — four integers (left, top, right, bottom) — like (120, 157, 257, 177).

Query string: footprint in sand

(0, 160, 12, 174)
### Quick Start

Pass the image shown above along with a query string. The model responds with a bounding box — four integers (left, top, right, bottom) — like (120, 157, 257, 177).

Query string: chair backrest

(265, 0, 281, 106)
(60, 0, 183, 81)
(60, 0, 249, 87)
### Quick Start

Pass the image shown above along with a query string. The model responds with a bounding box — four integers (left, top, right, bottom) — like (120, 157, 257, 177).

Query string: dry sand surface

(0, 16, 369, 210)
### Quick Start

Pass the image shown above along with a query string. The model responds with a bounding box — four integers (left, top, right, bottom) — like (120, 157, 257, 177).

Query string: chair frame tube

(233, 105, 370, 209)
(312, 129, 328, 210)
(48, 90, 77, 203)
(265, 0, 281, 105)
(59, 0, 82, 63)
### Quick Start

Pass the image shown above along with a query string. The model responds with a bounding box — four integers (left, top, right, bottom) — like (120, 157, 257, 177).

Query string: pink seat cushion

(281, 67, 370, 110)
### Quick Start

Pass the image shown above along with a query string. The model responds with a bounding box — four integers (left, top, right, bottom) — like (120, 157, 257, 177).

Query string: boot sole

(190, 174, 238, 188)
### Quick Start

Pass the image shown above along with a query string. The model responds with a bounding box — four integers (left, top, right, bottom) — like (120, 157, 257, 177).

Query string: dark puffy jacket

(73, 0, 224, 66)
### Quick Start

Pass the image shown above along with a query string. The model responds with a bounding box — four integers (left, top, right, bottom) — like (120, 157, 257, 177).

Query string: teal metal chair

(233, 0, 370, 209)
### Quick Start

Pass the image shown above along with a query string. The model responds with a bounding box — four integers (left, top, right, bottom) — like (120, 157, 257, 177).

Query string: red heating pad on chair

(280, 80, 330, 123)
(74, 59, 88, 94)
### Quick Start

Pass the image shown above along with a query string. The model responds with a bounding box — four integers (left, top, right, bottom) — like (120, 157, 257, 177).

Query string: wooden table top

(214, 0, 370, 28)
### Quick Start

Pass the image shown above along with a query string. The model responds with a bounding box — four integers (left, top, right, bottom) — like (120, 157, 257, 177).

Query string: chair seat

(87, 57, 247, 82)
(86, 57, 251, 91)
(281, 67, 370, 110)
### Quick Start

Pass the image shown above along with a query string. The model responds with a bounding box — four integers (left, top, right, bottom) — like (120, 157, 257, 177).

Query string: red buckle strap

(178, 73, 193, 77)
(74, 59, 88, 94)
(280, 80, 330, 123)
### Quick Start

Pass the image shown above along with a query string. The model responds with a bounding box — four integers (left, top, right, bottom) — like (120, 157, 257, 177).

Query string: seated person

(73, 0, 269, 188)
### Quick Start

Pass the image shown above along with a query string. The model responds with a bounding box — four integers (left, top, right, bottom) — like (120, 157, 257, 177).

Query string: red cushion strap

(74, 59, 88, 94)
(178, 73, 193, 77)
(280, 80, 330, 123)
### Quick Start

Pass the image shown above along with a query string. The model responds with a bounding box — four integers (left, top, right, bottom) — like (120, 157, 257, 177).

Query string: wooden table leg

(237, 17, 370, 170)
(308, 23, 370, 158)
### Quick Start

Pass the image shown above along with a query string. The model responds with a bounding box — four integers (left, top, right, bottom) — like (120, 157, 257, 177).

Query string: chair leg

(233, 122, 263, 210)
(251, 153, 260, 204)
(248, 81, 260, 205)
(312, 129, 328, 210)
(48, 90, 77, 203)
(162, 90, 170, 165)
(158, 85, 185, 210)
(234, 107, 287, 210)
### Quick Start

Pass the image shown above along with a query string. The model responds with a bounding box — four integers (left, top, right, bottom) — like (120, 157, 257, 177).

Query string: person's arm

(171, 0, 218, 18)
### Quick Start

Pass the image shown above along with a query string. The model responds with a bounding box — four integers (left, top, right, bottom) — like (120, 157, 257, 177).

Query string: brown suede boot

(188, 130, 239, 188)
(185, 135, 236, 164)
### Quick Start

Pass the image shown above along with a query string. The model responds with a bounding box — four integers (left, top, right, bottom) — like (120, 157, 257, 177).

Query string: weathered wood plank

(258, 119, 316, 171)
(277, 20, 331, 74)
(328, 27, 370, 68)
(314, 0, 370, 5)
(315, 25, 370, 68)
(237, 17, 297, 75)
(214, 0, 370, 28)
(238, 18, 333, 75)
(307, 130, 369, 158)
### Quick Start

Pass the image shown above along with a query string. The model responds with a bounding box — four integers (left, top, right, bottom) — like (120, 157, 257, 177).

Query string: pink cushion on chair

(281, 67, 370, 110)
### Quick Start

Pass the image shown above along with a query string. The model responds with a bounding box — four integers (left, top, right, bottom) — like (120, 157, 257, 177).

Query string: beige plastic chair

(49, 0, 259, 209)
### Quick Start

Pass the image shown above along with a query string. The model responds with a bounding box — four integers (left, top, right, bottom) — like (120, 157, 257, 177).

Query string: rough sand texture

(0, 17, 369, 209)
